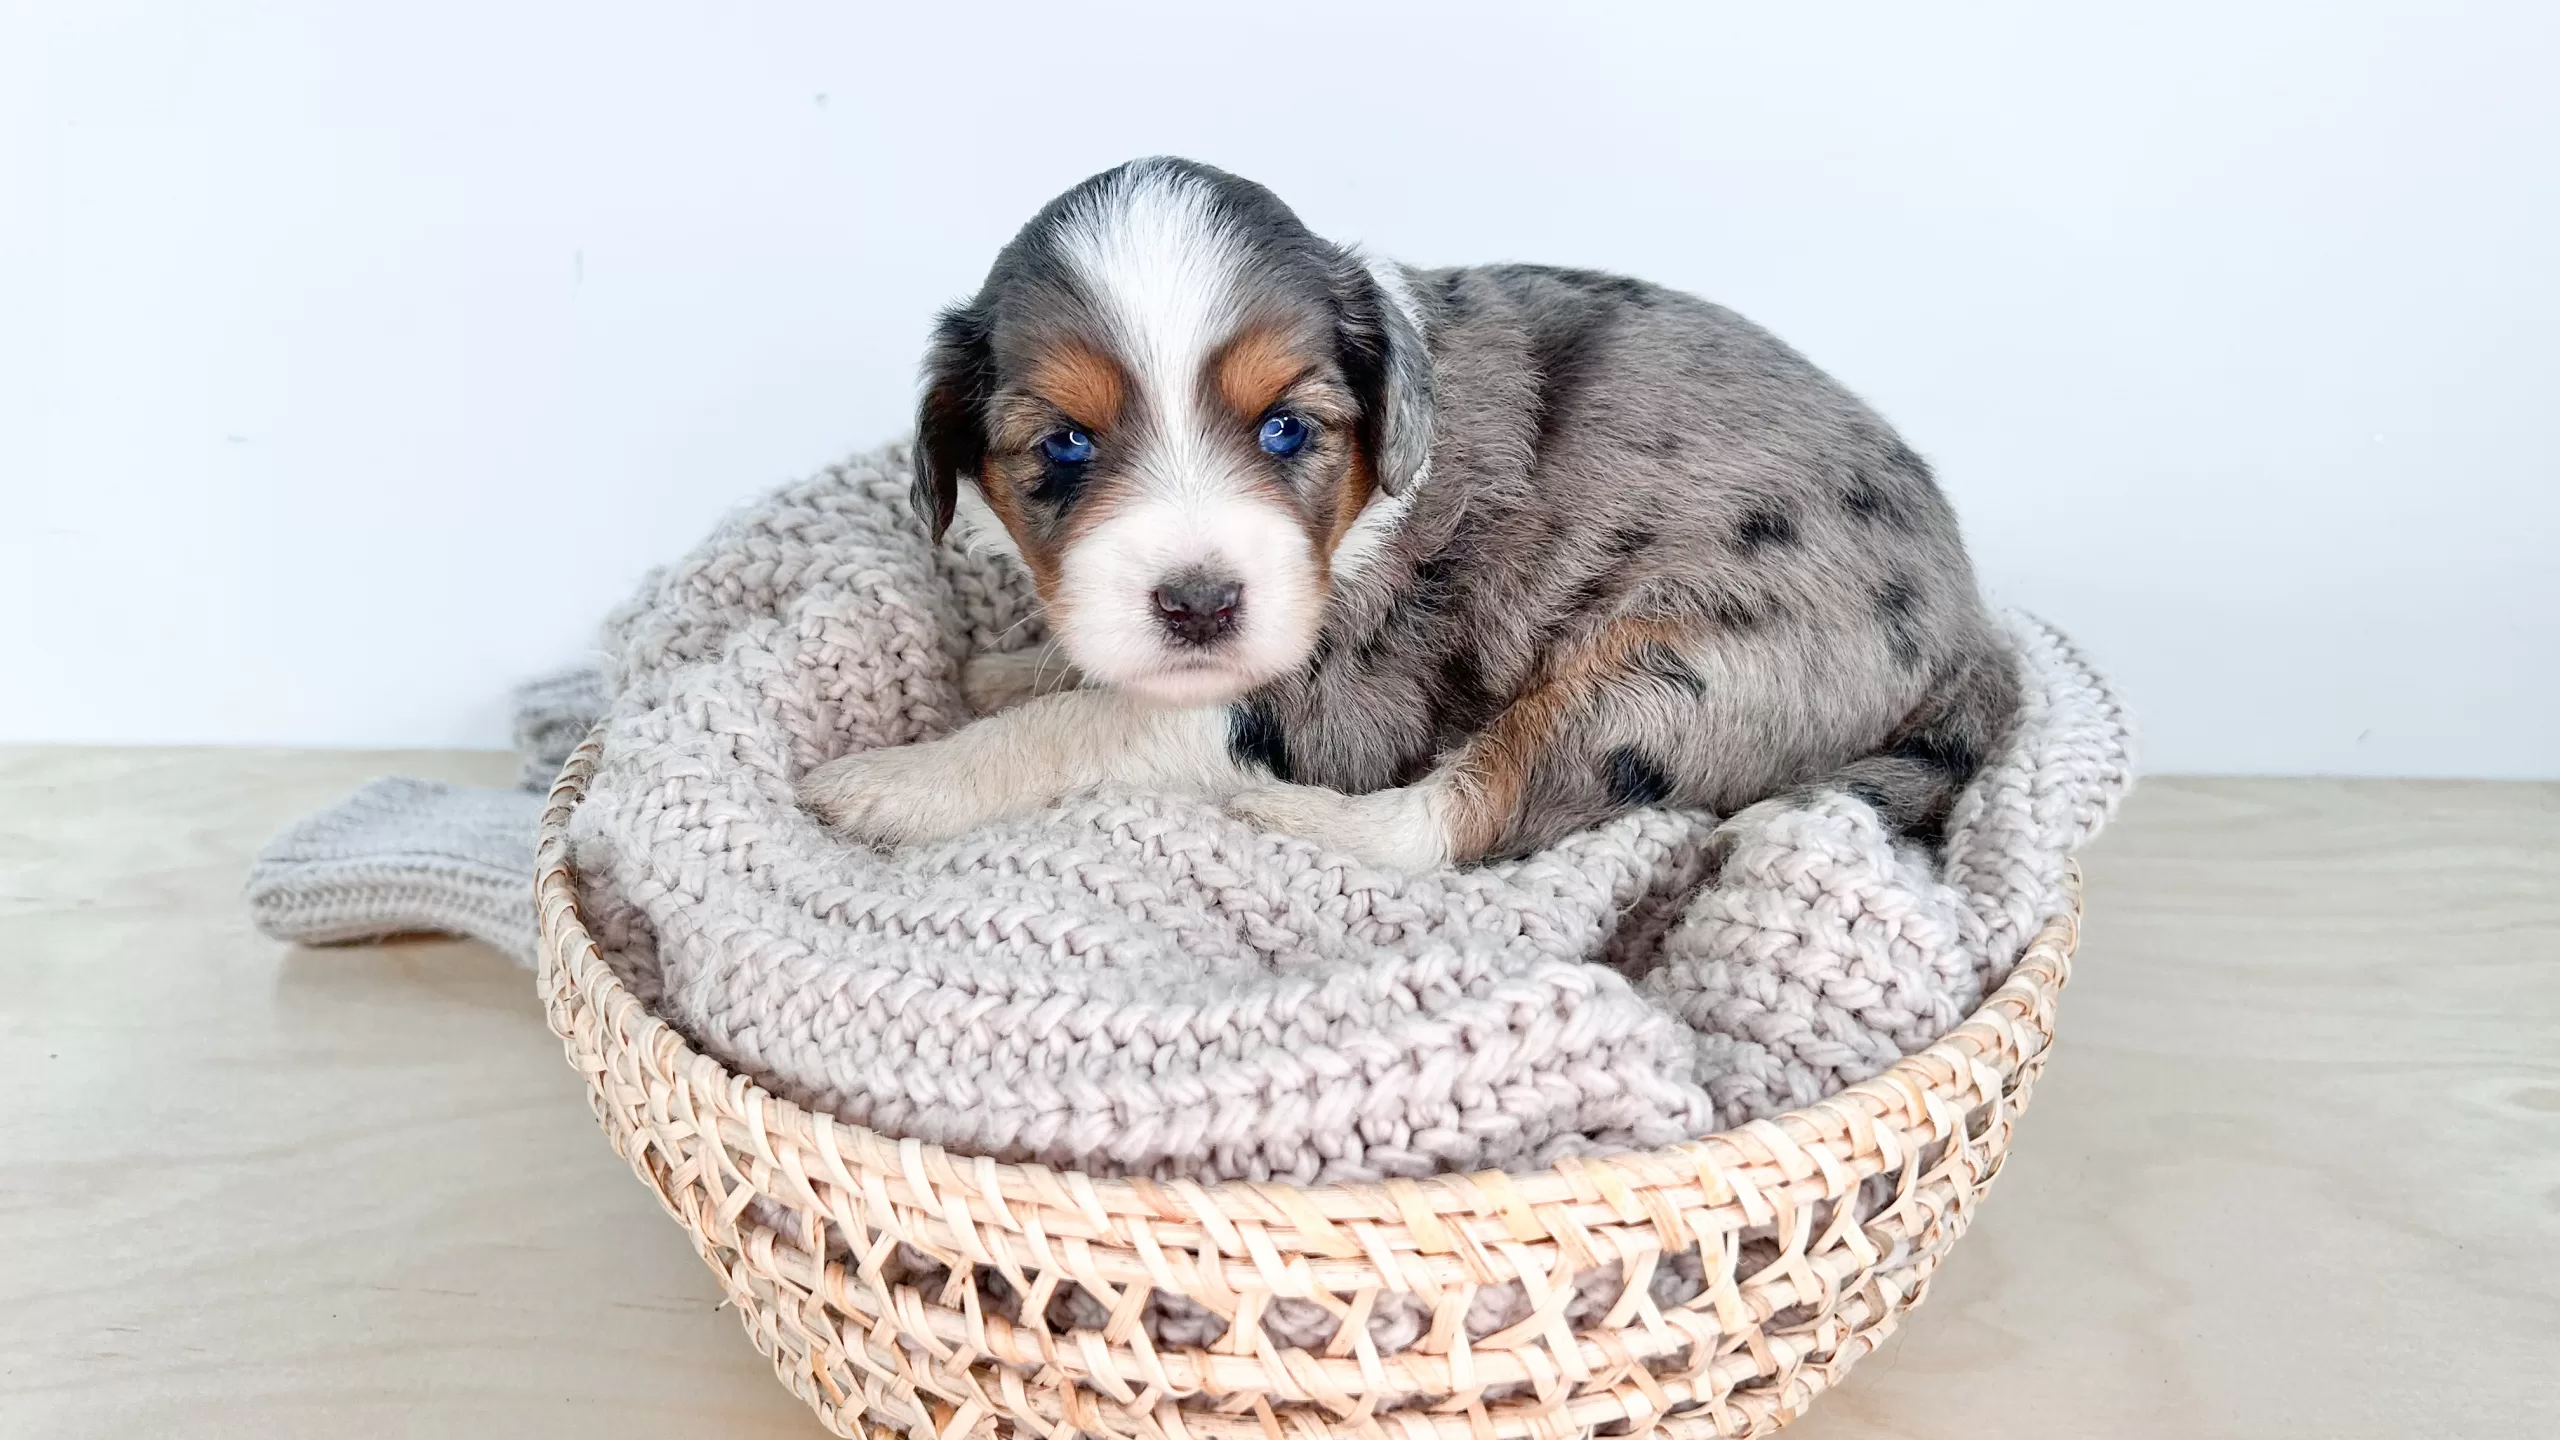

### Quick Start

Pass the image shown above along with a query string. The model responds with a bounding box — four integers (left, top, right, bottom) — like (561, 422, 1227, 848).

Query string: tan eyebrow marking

(1026, 340, 1127, 430)
(1212, 324, 1316, 421)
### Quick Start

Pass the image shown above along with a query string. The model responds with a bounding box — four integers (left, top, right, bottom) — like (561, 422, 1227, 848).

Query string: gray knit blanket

(253, 443, 2131, 1184)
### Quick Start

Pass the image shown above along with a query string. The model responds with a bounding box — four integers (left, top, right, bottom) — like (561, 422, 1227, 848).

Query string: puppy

(801, 157, 2018, 870)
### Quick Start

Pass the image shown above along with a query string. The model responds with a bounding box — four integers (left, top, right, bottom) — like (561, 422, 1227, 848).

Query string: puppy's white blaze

(1054, 489, 1322, 706)
(951, 481, 1028, 573)
(1055, 164, 1247, 509)
(1050, 164, 1327, 702)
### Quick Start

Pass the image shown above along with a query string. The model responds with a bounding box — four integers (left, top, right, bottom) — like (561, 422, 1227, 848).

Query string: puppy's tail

(1805, 637, 2021, 850)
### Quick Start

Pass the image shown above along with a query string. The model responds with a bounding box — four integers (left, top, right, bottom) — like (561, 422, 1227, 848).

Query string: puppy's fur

(802, 158, 2018, 869)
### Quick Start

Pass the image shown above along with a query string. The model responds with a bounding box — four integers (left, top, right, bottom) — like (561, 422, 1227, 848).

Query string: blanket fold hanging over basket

(536, 731, 2080, 1440)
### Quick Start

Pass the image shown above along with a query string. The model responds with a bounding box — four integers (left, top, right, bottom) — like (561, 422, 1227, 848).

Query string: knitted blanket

(531, 444, 2131, 1185)
(246, 669, 609, 962)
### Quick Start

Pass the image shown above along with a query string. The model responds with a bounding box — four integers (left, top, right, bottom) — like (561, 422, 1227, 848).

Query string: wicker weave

(536, 735, 2078, 1440)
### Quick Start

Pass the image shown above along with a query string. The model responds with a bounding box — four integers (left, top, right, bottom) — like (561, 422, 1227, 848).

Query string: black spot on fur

(1561, 570, 1618, 621)
(1843, 447, 1935, 531)
(1523, 312, 1611, 451)
(1637, 641, 1706, 695)
(1611, 279, 1660, 308)
(1875, 578, 1924, 669)
(1710, 594, 1770, 632)
(1549, 268, 1659, 307)
(1227, 698, 1292, 782)
(1604, 747, 1675, 808)
(1890, 728, 1982, 785)
(1409, 553, 1461, 612)
(1363, 553, 1463, 665)
(1428, 648, 1503, 736)
(1607, 524, 1655, 558)
(1638, 431, 1684, 459)
(1840, 472, 1904, 528)
(1845, 781, 1894, 812)
(1733, 508, 1799, 552)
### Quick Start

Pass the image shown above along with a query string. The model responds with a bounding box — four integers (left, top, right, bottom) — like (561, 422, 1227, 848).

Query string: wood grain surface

(3, 750, 2554, 1438)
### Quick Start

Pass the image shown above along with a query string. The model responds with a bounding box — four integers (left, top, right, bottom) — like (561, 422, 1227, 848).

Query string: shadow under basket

(535, 736, 2079, 1440)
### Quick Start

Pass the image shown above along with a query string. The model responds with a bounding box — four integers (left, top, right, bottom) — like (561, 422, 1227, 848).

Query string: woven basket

(535, 735, 2078, 1440)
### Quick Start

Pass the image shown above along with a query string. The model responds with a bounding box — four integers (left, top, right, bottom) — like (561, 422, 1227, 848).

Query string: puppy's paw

(798, 739, 1010, 847)
(1226, 782, 1454, 872)
(962, 645, 1079, 717)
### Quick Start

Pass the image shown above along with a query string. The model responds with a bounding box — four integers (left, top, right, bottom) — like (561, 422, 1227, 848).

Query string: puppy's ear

(1333, 254, 1435, 496)
(912, 302, 995, 541)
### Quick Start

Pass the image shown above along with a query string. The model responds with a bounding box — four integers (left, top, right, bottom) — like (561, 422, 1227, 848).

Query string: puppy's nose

(1152, 575, 1242, 646)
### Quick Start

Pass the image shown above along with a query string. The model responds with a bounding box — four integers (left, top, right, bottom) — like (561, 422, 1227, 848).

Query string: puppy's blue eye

(1039, 429, 1094, 465)
(1258, 413, 1308, 457)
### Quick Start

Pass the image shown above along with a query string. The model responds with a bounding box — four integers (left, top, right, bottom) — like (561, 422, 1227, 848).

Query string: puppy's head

(912, 157, 1433, 707)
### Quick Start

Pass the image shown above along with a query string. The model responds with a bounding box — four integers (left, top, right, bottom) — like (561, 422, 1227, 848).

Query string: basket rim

(535, 732, 2076, 1228)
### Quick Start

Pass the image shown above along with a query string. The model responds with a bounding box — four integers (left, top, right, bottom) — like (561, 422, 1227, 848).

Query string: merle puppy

(800, 157, 2017, 870)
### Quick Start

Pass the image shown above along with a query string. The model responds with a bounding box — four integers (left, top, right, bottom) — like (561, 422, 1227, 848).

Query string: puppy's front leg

(798, 688, 1244, 846)
(961, 638, 1081, 716)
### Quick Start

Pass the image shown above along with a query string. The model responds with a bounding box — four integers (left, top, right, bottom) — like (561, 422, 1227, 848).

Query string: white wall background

(4, 0, 2554, 775)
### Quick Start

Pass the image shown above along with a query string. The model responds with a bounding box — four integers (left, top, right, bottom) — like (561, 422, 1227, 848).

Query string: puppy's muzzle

(1152, 571, 1242, 647)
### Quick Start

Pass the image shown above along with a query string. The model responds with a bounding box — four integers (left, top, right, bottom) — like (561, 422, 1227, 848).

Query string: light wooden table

(4, 748, 2555, 1438)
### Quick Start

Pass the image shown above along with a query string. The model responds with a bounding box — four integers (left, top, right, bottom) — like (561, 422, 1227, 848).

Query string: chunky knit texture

(246, 669, 610, 963)
(557, 444, 2132, 1185)
(247, 777, 549, 961)
(510, 665, 612, 792)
